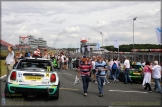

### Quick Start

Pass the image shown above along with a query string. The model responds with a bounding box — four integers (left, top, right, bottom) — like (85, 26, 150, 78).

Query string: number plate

(25, 76, 42, 81)
(133, 72, 141, 75)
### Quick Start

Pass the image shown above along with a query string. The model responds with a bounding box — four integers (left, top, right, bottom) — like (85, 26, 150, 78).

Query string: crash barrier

(89, 52, 162, 63)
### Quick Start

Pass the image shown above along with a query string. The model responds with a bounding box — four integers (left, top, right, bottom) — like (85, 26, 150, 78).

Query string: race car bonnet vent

(50, 74, 56, 82)
(10, 71, 16, 80)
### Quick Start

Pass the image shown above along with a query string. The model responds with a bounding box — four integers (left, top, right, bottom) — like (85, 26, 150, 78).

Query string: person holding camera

(95, 55, 108, 97)
(4, 46, 15, 81)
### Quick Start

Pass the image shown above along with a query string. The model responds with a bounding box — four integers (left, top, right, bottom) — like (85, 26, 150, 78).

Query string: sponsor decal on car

(18, 72, 22, 77)
(19, 80, 22, 82)
(47, 66, 51, 71)
(46, 73, 49, 77)
(42, 81, 48, 84)
(50, 86, 56, 88)
(12, 82, 19, 86)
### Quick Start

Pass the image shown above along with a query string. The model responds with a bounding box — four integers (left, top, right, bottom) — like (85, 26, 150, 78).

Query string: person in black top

(75, 57, 80, 71)
(68, 55, 72, 69)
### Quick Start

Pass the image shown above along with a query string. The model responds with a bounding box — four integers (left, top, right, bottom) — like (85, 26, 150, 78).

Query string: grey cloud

(49, 17, 66, 24)
(2, 2, 142, 16)
(3, 18, 26, 25)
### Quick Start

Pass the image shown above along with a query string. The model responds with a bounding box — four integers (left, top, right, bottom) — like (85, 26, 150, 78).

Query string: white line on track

(59, 88, 78, 90)
(109, 90, 148, 94)
(0, 75, 7, 79)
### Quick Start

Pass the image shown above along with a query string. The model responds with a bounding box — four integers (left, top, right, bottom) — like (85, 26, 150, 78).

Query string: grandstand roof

(0, 39, 14, 47)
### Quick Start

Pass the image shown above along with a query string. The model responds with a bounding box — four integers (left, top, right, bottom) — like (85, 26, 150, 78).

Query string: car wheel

(51, 81, 60, 100)
(4, 83, 13, 98)
(54, 86, 59, 100)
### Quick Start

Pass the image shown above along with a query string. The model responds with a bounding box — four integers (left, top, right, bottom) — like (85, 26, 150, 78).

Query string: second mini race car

(119, 65, 143, 83)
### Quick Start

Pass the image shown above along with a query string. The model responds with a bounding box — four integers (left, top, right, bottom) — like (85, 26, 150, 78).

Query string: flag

(87, 46, 90, 51)
(113, 39, 119, 48)
(96, 43, 100, 50)
(78, 48, 80, 53)
(155, 27, 162, 44)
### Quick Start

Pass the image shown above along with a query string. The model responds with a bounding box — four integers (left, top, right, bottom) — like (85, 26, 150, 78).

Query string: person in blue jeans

(110, 58, 118, 82)
(78, 57, 92, 96)
(123, 57, 133, 84)
(95, 56, 108, 97)
(116, 59, 121, 81)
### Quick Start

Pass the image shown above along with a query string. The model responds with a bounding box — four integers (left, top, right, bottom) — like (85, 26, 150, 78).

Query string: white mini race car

(4, 57, 60, 100)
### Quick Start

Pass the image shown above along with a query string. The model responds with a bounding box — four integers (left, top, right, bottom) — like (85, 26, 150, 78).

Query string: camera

(97, 68, 101, 75)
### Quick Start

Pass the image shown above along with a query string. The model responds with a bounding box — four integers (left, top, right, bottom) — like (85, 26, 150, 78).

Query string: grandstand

(0, 39, 15, 50)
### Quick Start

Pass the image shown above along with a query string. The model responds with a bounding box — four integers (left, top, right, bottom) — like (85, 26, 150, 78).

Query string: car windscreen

(16, 60, 53, 71)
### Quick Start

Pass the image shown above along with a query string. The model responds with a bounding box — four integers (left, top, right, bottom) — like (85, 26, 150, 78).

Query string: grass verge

(0, 60, 7, 77)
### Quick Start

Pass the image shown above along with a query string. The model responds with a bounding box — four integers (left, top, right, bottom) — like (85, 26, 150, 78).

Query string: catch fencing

(90, 52, 162, 63)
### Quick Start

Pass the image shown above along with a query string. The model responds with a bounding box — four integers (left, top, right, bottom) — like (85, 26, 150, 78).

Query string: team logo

(18, 72, 22, 77)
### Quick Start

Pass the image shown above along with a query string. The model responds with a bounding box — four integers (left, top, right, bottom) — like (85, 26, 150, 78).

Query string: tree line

(102, 44, 162, 52)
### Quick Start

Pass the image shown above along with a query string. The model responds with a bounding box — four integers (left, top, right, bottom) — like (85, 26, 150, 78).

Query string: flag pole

(118, 46, 119, 59)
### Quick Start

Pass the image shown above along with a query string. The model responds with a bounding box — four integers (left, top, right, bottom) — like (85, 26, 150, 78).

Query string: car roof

(18, 57, 51, 61)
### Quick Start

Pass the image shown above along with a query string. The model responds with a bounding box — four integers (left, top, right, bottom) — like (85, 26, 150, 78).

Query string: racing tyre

(54, 86, 59, 100)
(4, 83, 13, 98)
(51, 81, 60, 100)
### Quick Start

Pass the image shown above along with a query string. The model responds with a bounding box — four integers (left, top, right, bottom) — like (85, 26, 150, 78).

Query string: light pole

(133, 17, 137, 61)
(100, 32, 103, 47)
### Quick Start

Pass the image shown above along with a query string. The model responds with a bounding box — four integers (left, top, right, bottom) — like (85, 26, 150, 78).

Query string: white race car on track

(4, 57, 60, 100)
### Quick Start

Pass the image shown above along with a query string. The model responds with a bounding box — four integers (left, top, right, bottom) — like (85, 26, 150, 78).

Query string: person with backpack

(110, 58, 118, 82)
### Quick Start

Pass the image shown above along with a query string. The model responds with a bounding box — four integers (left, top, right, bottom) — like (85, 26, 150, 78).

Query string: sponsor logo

(46, 73, 49, 77)
(18, 73, 22, 77)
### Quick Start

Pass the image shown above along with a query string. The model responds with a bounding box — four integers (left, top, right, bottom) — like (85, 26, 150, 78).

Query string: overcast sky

(1, 1, 161, 48)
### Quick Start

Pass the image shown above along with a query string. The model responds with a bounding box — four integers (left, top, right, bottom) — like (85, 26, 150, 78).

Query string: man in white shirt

(61, 53, 66, 70)
(5, 46, 15, 79)
(148, 61, 162, 93)
(123, 56, 133, 84)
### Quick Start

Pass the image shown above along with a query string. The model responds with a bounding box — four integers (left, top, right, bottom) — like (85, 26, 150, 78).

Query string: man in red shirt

(78, 57, 92, 96)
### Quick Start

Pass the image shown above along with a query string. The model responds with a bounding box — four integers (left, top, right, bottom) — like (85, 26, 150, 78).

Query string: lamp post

(100, 32, 103, 47)
(133, 17, 137, 61)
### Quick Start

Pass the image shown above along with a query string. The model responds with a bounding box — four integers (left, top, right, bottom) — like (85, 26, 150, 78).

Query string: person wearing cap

(123, 56, 133, 84)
